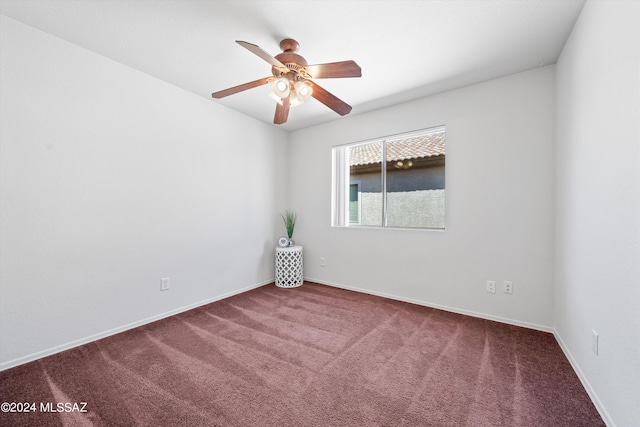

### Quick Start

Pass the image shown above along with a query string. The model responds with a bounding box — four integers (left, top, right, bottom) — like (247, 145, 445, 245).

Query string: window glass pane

(349, 183, 360, 224)
(385, 131, 445, 228)
(349, 142, 382, 226)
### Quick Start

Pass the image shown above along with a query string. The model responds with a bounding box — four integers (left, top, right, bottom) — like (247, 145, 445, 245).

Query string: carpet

(0, 282, 604, 426)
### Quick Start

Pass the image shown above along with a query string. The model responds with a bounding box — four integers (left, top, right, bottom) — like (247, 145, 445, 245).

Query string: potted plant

(280, 210, 297, 247)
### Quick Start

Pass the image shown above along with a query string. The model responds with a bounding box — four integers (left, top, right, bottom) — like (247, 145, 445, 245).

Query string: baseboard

(305, 277, 554, 333)
(0, 279, 273, 372)
(553, 330, 615, 427)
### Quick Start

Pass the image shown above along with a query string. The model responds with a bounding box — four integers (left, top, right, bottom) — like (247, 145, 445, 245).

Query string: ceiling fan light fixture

(271, 77, 290, 98)
(294, 81, 313, 102)
(212, 39, 361, 124)
(289, 92, 300, 107)
(269, 92, 285, 105)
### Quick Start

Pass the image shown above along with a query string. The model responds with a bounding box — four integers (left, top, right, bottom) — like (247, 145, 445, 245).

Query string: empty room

(0, 1, 638, 426)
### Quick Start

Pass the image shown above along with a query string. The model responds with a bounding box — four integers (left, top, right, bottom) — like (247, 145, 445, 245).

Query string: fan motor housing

(273, 39, 307, 78)
(275, 53, 307, 67)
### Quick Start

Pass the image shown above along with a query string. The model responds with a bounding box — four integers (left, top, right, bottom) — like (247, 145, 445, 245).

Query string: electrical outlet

(503, 281, 513, 294)
(486, 281, 496, 294)
(320, 257, 326, 267)
(160, 277, 170, 291)
(592, 330, 599, 355)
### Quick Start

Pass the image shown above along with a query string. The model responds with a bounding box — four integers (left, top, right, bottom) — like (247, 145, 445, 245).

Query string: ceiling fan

(211, 39, 362, 125)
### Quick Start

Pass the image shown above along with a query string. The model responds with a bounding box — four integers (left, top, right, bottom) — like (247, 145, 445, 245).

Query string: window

(332, 126, 445, 229)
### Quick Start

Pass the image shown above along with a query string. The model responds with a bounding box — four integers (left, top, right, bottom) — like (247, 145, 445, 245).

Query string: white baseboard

(305, 277, 554, 333)
(0, 279, 272, 372)
(553, 331, 614, 427)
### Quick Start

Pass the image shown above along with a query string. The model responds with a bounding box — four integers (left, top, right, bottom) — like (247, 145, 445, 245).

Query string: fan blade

(274, 96, 290, 125)
(309, 82, 352, 116)
(303, 60, 361, 79)
(236, 40, 287, 71)
(211, 76, 271, 99)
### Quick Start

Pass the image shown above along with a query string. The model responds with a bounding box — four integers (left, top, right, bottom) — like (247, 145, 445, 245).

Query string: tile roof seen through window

(349, 130, 445, 166)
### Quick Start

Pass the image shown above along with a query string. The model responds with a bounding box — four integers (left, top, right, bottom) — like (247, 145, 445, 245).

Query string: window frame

(332, 125, 446, 230)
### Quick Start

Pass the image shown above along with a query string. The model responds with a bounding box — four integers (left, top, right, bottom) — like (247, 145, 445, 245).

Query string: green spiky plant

(281, 210, 296, 239)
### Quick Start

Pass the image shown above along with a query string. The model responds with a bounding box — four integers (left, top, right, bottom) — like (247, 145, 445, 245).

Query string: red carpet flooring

(1, 282, 604, 426)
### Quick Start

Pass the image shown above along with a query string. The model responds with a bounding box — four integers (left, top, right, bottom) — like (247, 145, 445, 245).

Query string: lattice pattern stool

(275, 246, 303, 288)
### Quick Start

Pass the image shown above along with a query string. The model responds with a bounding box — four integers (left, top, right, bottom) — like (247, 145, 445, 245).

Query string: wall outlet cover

(486, 281, 496, 294)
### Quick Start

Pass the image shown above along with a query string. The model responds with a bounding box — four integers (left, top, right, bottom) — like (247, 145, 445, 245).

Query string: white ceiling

(0, 0, 585, 131)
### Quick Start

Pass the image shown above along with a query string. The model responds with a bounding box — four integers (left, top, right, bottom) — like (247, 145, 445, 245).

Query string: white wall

(0, 16, 288, 369)
(554, 1, 640, 426)
(289, 66, 556, 330)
